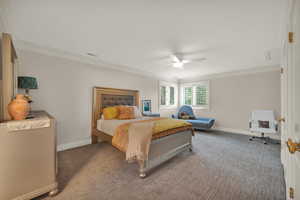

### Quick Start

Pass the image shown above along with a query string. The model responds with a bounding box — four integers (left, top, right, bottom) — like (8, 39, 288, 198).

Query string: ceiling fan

(171, 54, 206, 69)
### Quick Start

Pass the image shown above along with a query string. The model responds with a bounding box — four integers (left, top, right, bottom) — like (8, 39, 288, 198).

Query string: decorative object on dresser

(7, 94, 29, 120)
(0, 111, 58, 200)
(142, 99, 152, 112)
(18, 76, 38, 103)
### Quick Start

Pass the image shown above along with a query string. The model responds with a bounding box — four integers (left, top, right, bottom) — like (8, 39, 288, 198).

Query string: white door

(282, 0, 300, 199)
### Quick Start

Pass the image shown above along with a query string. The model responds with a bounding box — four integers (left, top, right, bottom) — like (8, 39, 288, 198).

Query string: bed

(91, 87, 193, 178)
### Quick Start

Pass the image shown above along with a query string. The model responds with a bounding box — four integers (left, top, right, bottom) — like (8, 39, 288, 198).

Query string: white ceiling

(2, 0, 285, 80)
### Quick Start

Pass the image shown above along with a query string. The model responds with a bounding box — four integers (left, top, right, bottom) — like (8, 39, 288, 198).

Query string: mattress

(97, 117, 151, 136)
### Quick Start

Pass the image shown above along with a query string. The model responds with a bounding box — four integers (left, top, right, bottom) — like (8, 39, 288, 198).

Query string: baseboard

(56, 127, 280, 152)
(57, 138, 91, 152)
(212, 127, 281, 140)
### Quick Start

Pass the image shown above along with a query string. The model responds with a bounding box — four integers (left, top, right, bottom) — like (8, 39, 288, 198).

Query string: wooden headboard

(91, 87, 139, 143)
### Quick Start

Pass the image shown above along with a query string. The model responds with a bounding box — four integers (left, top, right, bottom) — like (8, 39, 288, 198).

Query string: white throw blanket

(126, 122, 154, 162)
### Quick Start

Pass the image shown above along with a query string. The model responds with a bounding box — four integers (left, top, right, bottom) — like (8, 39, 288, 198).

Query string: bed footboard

(138, 130, 193, 178)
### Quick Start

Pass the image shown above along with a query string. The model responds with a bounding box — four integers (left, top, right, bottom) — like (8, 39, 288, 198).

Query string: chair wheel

(264, 142, 267, 145)
(249, 138, 253, 141)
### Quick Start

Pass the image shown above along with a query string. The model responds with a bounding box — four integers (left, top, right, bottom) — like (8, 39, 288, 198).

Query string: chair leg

(261, 133, 268, 144)
(249, 136, 256, 141)
(249, 133, 269, 144)
(92, 135, 98, 144)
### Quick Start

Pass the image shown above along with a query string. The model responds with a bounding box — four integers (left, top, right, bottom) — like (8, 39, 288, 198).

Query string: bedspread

(112, 118, 193, 154)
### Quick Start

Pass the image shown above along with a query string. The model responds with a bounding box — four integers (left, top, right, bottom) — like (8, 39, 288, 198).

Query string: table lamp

(18, 76, 38, 103)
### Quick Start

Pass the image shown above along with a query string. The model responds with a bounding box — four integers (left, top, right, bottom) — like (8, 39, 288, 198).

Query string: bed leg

(139, 172, 147, 178)
(138, 161, 147, 178)
(49, 188, 59, 197)
(92, 135, 98, 144)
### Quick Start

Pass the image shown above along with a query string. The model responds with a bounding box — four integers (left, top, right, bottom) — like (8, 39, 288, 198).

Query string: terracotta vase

(8, 94, 29, 120)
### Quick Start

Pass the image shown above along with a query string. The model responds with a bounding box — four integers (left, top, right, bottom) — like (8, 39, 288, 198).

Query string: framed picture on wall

(142, 100, 152, 113)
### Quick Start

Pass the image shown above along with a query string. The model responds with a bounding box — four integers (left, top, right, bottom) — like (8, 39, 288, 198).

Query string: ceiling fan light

(173, 62, 184, 68)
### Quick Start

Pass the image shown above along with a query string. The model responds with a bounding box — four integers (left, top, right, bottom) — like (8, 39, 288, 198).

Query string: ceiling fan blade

(172, 55, 180, 63)
(191, 57, 207, 62)
(182, 60, 190, 64)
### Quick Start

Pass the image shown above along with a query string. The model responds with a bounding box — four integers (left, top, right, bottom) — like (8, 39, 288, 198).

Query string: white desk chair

(249, 110, 278, 144)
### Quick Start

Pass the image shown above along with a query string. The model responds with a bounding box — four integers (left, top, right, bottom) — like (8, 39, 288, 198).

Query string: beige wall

(17, 48, 281, 147)
(184, 70, 281, 137)
(18, 50, 174, 149)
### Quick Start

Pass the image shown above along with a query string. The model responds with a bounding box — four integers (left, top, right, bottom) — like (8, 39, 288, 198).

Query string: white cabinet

(0, 111, 58, 200)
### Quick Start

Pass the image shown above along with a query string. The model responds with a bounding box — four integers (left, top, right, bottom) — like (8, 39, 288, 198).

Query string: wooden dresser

(0, 111, 58, 200)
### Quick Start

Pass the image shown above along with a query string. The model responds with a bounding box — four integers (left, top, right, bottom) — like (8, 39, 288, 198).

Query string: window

(170, 86, 175, 105)
(181, 81, 209, 109)
(184, 87, 193, 105)
(160, 81, 178, 108)
(160, 86, 166, 105)
(195, 86, 208, 105)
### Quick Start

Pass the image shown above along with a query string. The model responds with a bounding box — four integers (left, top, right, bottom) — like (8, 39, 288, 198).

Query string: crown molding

(15, 40, 177, 81)
(179, 65, 280, 83)
(15, 40, 280, 84)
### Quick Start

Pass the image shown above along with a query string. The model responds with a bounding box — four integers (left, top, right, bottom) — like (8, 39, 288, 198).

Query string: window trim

(180, 81, 210, 110)
(159, 81, 178, 109)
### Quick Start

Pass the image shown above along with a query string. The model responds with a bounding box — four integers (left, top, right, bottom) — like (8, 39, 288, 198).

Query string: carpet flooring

(36, 131, 285, 200)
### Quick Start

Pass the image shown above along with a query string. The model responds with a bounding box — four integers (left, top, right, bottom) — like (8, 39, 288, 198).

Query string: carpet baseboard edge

(57, 138, 91, 152)
(212, 127, 281, 140)
(57, 127, 281, 152)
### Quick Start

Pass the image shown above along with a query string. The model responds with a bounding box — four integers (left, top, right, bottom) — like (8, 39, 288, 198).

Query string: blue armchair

(172, 105, 215, 130)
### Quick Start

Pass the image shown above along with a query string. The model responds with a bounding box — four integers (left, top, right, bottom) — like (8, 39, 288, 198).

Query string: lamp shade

(18, 76, 38, 89)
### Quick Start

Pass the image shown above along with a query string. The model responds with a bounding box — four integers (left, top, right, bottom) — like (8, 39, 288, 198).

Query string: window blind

(184, 87, 193, 105)
(170, 87, 175, 105)
(159, 82, 178, 107)
(160, 86, 166, 105)
(182, 83, 209, 107)
(195, 86, 208, 105)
